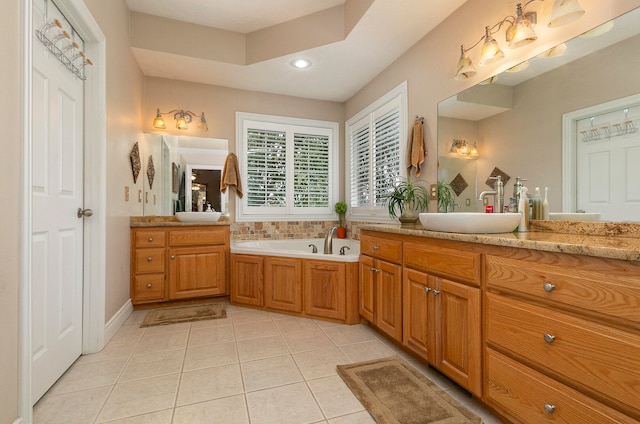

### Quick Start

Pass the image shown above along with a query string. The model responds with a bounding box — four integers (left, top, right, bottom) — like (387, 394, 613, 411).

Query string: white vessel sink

(419, 212, 521, 234)
(548, 212, 600, 222)
(175, 212, 222, 222)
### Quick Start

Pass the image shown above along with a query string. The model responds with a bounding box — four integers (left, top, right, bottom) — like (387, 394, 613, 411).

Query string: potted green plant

(384, 178, 429, 224)
(334, 201, 347, 238)
(437, 180, 456, 213)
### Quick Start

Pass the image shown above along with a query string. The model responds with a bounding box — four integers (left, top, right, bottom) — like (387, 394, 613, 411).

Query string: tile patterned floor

(34, 303, 503, 423)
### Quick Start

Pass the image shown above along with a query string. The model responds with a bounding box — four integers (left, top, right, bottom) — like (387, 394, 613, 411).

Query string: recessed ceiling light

(291, 58, 311, 69)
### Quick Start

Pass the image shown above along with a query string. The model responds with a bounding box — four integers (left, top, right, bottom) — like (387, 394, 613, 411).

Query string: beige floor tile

(313, 319, 345, 328)
(183, 341, 238, 372)
(123, 310, 148, 327)
(246, 382, 324, 424)
(48, 357, 127, 395)
(338, 340, 395, 363)
(188, 325, 234, 347)
(120, 349, 185, 382)
(77, 339, 137, 364)
(293, 347, 350, 380)
(190, 315, 233, 329)
(134, 330, 189, 354)
(322, 325, 377, 346)
(327, 411, 376, 424)
(241, 355, 304, 392)
(97, 409, 173, 423)
(229, 309, 273, 323)
(109, 325, 146, 344)
(144, 322, 191, 335)
(97, 374, 180, 422)
(284, 332, 335, 354)
(445, 386, 503, 424)
(237, 335, 289, 362)
(177, 364, 244, 406)
(307, 375, 364, 419)
(275, 316, 320, 334)
(34, 386, 111, 424)
(234, 320, 279, 340)
(173, 394, 250, 424)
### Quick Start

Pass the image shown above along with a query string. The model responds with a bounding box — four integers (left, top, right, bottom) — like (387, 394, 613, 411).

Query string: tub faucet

(324, 226, 337, 254)
(478, 176, 504, 213)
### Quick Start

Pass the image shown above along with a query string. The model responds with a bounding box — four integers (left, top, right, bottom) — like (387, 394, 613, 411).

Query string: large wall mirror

(438, 7, 640, 222)
(142, 134, 229, 216)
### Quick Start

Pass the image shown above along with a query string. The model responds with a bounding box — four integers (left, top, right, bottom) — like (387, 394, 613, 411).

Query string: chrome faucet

(478, 175, 504, 213)
(324, 226, 337, 254)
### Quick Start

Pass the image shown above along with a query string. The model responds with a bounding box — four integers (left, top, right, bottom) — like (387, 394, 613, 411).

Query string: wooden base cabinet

(230, 254, 264, 306)
(169, 245, 226, 299)
(304, 260, 347, 321)
(265, 257, 303, 313)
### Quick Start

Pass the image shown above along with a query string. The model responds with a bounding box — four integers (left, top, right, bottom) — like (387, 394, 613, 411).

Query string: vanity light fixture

(450, 139, 479, 158)
(152, 108, 208, 132)
(453, 0, 585, 80)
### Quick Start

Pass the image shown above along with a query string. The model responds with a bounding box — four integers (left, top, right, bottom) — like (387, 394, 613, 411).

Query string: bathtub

(231, 238, 360, 262)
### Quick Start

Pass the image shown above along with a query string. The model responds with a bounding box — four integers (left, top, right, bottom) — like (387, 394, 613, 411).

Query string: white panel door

(31, 0, 85, 403)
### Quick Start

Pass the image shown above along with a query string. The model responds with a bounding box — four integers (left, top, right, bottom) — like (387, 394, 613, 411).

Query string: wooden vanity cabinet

(230, 254, 264, 306)
(264, 257, 303, 313)
(359, 233, 403, 342)
(304, 260, 348, 321)
(130, 225, 229, 306)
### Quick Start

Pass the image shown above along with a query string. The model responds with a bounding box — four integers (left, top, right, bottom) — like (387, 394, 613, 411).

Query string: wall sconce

(454, 0, 585, 80)
(152, 109, 209, 131)
(450, 139, 479, 158)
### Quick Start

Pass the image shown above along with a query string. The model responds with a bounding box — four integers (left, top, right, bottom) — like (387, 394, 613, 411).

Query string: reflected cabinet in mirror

(438, 8, 640, 222)
(141, 134, 229, 216)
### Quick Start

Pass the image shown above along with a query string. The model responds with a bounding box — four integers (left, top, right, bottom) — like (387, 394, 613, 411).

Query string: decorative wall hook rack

(35, 18, 93, 80)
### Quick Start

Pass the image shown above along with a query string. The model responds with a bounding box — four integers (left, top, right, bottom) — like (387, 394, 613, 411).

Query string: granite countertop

(359, 222, 640, 262)
(130, 216, 231, 228)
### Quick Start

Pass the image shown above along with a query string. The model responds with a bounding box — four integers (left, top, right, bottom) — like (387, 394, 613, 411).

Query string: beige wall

(345, 0, 640, 211)
(0, 0, 21, 420)
(83, 0, 145, 322)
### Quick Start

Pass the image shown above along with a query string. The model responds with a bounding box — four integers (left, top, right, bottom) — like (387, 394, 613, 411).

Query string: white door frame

(562, 93, 640, 213)
(20, 0, 106, 421)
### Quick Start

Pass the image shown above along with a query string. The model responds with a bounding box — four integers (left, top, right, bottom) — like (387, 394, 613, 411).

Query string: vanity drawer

(486, 292, 640, 417)
(134, 230, 166, 248)
(486, 255, 640, 325)
(486, 348, 636, 424)
(133, 274, 165, 303)
(134, 248, 165, 274)
(404, 242, 480, 286)
(169, 228, 227, 246)
(360, 234, 402, 263)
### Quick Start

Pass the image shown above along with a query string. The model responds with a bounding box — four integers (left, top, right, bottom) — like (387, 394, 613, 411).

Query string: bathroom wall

(345, 0, 640, 207)
(0, 0, 21, 420)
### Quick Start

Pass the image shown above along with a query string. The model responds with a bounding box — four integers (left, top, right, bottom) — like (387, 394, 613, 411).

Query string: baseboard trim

(104, 299, 133, 343)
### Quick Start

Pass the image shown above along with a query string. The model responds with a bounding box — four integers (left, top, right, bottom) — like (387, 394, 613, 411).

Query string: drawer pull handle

(146, 283, 152, 289)
(544, 404, 556, 414)
(372, 245, 379, 250)
(544, 334, 556, 344)
(370, 267, 380, 273)
(432, 290, 441, 296)
(147, 256, 152, 262)
(148, 237, 153, 242)
(424, 287, 431, 293)
(543, 283, 556, 292)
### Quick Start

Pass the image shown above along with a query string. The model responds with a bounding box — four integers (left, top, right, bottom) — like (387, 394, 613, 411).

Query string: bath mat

(337, 356, 481, 424)
(140, 303, 226, 327)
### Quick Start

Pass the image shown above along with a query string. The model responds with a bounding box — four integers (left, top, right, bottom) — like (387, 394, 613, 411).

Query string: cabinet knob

(544, 404, 556, 414)
(171, 255, 175, 260)
(423, 287, 431, 293)
(146, 283, 152, 288)
(147, 256, 152, 262)
(148, 237, 153, 242)
(543, 333, 556, 344)
(543, 283, 556, 292)
(432, 290, 440, 296)
(372, 245, 379, 250)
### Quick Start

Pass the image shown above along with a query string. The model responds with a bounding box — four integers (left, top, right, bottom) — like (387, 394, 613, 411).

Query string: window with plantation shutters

(237, 113, 339, 221)
(346, 82, 407, 221)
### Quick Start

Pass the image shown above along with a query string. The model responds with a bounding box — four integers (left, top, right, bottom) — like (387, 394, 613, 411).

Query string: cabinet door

(436, 277, 481, 396)
(375, 259, 403, 342)
(359, 255, 375, 322)
(403, 269, 436, 363)
(264, 257, 303, 313)
(169, 246, 226, 299)
(231, 254, 264, 306)
(304, 260, 346, 320)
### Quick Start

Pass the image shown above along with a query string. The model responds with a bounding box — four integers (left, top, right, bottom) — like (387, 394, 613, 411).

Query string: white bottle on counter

(542, 187, 550, 220)
(518, 186, 529, 232)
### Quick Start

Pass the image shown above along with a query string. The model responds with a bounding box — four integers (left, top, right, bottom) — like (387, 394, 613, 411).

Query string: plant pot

(398, 208, 418, 225)
(337, 227, 347, 238)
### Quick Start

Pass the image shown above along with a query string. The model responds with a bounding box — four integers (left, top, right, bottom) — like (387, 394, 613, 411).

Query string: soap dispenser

(518, 186, 529, 232)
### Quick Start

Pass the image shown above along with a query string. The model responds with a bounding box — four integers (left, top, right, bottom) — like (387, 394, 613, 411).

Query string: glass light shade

(454, 45, 477, 80)
(198, 113, 208, 132)
(152, 109, 166, 129)
(176, 115, 188, 130)
(536, 43, 567, 58)
(548, 0, 585, 27)
(506, 61, 529, 72)
(470, 144, 479, 157)
(508, 18, 537, 48)
(479, 28, 504, 65)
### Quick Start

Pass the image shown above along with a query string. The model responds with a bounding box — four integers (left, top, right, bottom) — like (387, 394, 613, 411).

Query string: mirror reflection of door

(191, 169, 222, 211)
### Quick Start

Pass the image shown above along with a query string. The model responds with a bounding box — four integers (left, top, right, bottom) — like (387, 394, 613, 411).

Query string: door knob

(77, 208, 93, 218)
